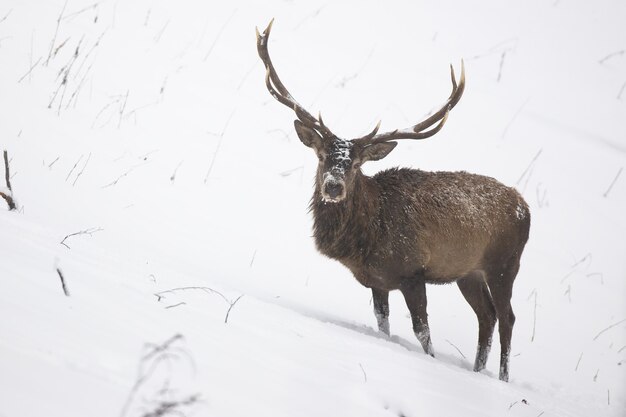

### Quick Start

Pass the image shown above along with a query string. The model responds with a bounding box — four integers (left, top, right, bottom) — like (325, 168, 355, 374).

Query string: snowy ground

(1, 1, 625, 416)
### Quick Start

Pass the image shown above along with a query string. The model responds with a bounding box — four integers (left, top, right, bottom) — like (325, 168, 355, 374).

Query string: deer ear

(361, 142, 397, 162)
(294, 120, 323, 150)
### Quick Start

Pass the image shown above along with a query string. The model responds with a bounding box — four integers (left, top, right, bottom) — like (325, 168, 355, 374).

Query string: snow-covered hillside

(1, 1, 625, 416)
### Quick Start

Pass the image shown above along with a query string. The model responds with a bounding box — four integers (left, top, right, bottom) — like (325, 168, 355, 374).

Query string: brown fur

(304, 137, 530, 382)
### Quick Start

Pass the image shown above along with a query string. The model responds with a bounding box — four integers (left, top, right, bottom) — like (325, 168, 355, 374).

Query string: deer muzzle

(321, 172, 346, 202)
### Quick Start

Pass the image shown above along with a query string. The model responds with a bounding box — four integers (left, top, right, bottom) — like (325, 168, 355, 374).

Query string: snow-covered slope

(1, 1, 624, 416)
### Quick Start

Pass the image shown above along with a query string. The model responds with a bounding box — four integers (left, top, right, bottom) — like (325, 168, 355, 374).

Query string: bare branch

(72, 152, 91, 186)
(618, 81, 626, 100)
(445, 339, 467, 359)
(592, 318, 626, 341)
(45, 0, 68, 66)
(0, 8, 12, 24)
(515, 148, 543, 185)
(120, 334, 199, 417)
(17, 56, 42, 83)
(60, 227, 103, 249)
(203, 9, 237, 62)
(224, 295, 244, 324)
(598, 49, 625, 65)
(575, 352, 583, 371)
(204, 109, 236, 184)
(603, 167, 623, 198)
(1, 150, 16, 210)
(56, 267, 70, 296)
(62, 2, 100, 22)
(155, 286, 244, 324)
(358, 363, 367, 383)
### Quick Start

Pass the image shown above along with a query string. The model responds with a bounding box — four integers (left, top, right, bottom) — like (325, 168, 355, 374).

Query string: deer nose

(325, 182, 344, 199)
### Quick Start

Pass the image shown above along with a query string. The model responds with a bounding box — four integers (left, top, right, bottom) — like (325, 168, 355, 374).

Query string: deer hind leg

(372, 288, 390, 336)
(457, 272, 497, 373)
(400, 276, 434, 357)
(486, 259, 520, 382)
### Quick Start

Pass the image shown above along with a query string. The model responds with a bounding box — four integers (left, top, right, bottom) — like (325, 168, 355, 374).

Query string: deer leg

(486, 260, 519, 382)
(372, 288, 390, 336)
(400, 276, 434, 356)
(457, 273, 497, 372)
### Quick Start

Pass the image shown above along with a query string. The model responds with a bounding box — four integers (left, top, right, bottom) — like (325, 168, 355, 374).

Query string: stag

(256, 20, 530, 382)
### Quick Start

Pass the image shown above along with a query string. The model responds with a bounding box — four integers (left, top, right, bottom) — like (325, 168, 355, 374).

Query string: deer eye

(352, 161, 362, 169)
(317, 153, 326, 161)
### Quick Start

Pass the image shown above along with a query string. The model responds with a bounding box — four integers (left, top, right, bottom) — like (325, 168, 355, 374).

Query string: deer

(256, 20, 530, 382)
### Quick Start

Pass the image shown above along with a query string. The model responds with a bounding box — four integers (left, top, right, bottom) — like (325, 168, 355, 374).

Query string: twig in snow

(536, 182, 548, 208)
(598, 49, 625, 65)
(72, 152, 91, 186)
(153, 20, 170, 43)
(52, 36, 71, 59)
(60, 227, 103, 249)
(445, 339, 466, 359)
(62, 2, 100, 22)
(202, 9, 237, 62)
(516, 148, 542, 189)
(335, 47, 375, 89)
(593, 368, 599, 382)
(497, 50, 507, 82)
(48, 156, 60, 169)
(249, 249, 257, 267)
(169, 161, 183, 183)
(66, 154, 84, 182)
(236, 62, 257, 91)
(592, 318, 626, 341)
(118, 90, 130, 129)
(586, 272, 604, 284)
(17, 57, 42, 83)
(575, 352, 583, 371)
(571, 253, 592, 268)
(618, 345, 626, 353)
(0, 8, 12, 24)
(358, 363, 367, 383)
(294, 5, 327, 30)
(56, 267, 70, 296)
(603, 167, 623, 198)
(527, 289, 538, 342)
(607, 389, 610, 406)
(45, 0, 68, 66)
(1, 150, 17, 210)
(224, 295, 244, 324)
(618, 82, 626, 101)
(120, 334, 199, 417)
(155, 286, 244, 324)
(165, 302, 186, 309)
(501, 98, 530, 140)
(564, 284, 571, 303)
(102, 162, 148, 188)
(141, 394, 200, 417)
(155, 286, 228, 304)
(204, 109, 236, 184)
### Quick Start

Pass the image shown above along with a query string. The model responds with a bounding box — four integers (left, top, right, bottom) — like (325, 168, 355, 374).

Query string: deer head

(256, 20, 465, 203)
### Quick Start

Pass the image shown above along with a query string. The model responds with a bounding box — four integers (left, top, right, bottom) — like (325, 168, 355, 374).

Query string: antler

(354, 61, 465, 145)
(256, 19, 336, 138)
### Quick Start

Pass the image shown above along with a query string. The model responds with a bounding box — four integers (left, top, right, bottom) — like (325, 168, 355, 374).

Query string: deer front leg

(372, 288, 390, 336)
(400, 277, 434, 357)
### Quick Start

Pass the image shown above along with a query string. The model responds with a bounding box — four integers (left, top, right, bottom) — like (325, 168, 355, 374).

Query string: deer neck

(311, 173, 380, 261)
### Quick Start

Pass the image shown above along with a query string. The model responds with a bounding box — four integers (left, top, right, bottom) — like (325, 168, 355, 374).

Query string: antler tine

(256, 20, 335, 138)
(361, 61, 465, 145)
